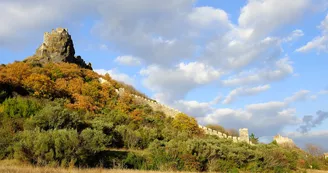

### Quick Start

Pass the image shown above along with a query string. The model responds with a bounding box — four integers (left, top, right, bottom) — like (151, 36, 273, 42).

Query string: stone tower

(239, 128, 250, 143)
(26, 27, 92, 70)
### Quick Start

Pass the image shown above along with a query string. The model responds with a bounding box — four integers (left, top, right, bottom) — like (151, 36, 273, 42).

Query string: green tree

(249, 133, 259, 144)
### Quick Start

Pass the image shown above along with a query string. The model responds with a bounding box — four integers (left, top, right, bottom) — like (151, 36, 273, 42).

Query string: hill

(0, 28, 327, 172)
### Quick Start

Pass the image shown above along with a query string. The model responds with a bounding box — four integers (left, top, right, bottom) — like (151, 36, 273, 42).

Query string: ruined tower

(239, 128, 250, 143)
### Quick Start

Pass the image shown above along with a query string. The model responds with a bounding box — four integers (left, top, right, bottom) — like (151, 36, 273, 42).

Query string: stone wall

(115, 88, 182, 117)
(113, 87, 253, 144)
(198, 125, 253, 144)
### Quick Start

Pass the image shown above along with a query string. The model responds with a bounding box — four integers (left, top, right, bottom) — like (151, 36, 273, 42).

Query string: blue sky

(1, 0, 328, 150)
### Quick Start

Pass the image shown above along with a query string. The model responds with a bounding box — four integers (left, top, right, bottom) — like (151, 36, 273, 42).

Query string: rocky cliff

(25, 28, 92, 69)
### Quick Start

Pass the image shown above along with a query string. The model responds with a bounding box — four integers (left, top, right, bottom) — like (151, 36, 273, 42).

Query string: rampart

(110, 86, 253, 144)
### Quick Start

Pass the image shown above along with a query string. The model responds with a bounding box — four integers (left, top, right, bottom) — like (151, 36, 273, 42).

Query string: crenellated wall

(112, 86, 253, 144)
(198, 125, 253, 144)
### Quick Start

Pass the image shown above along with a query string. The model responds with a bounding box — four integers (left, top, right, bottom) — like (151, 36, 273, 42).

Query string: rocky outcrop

(26, 28, 92, 69)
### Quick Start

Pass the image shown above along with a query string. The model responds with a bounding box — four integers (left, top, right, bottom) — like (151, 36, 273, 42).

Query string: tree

(206, 124, 227, 134)
(172, 113, 202, 137)
(249, 133, 259, 144)
(306, 143, 324, 157)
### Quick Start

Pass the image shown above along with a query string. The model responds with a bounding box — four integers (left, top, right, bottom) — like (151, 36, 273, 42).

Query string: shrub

(24, 101, 86, 131)
(2, 97, 42, 118)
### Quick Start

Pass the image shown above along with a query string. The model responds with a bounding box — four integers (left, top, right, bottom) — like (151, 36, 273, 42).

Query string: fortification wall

(198, 125, 253, 144)
(112, 87, 253, 144)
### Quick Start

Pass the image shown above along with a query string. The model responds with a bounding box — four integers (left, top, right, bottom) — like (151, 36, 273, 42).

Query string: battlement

(198, 125, 253, 144)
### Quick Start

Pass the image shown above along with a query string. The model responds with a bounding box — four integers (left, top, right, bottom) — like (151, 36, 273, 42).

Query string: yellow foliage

(172, 113, 202, 136)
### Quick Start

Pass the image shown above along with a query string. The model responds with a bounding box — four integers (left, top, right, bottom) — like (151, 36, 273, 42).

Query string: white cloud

(222, 57, 293, 86)
(95, 69, 135, 85)
(188, 6, 231, 29)
(175, 100, 214, 118)
(238, 0, 310, 40)
(115, 55, 142, 66)
(223, 85, 270, 104)
(297, 14, 328, 53)
(178, 62, 222, 84)
(195, 90, 312, 136)
(140, 62, 222, 103)
(284, 90, 311, 103)
(283, 29, 304, 42)
(0, 0, 90, 48)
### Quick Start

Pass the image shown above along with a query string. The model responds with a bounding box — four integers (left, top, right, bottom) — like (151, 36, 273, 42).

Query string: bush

(24, 101, 86, 131)
(13, 128, 106, 167)
(2, 97, 42, 118)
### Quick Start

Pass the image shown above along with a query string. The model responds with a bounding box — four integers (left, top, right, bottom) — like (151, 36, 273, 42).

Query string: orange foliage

(0, 61, 148, 113)
(130, 109, 144, 122)
(22, 73, 55, 98)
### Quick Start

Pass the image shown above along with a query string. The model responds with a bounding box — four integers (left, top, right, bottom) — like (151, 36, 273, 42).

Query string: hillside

(0, 28, 327, 172)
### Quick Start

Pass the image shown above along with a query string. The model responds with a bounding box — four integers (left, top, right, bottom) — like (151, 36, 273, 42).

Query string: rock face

(26, 28, 92, 69)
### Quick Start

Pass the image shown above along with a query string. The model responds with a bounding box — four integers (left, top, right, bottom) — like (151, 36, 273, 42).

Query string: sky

(1, 0, 328, 151)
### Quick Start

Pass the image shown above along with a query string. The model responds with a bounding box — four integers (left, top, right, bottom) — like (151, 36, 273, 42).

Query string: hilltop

(0, 28, 327, 172)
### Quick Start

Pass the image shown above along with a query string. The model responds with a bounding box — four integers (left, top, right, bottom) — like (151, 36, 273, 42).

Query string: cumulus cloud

(0, 0, 91, 48)
(188, 6, 231, 29)
(223, 85, 270, 104)
(297, 13, 328, 53)
(95, 69, 135, 85)
(221, 57, 293, 86)
(238, 0, 310, 40)
(140, 62, 222, 102)
(115, 55, 142, 66)
(193, 89, 315, 136)
(174, 100, 214, 118)
(298, 111, 328, 133)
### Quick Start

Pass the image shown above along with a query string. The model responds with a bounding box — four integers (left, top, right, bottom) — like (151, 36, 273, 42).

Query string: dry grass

(0, 160, 193, 173)
(0, 160, 327, 173)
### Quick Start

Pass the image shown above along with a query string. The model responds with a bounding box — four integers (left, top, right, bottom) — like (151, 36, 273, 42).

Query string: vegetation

(0, 61, 327, 172)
